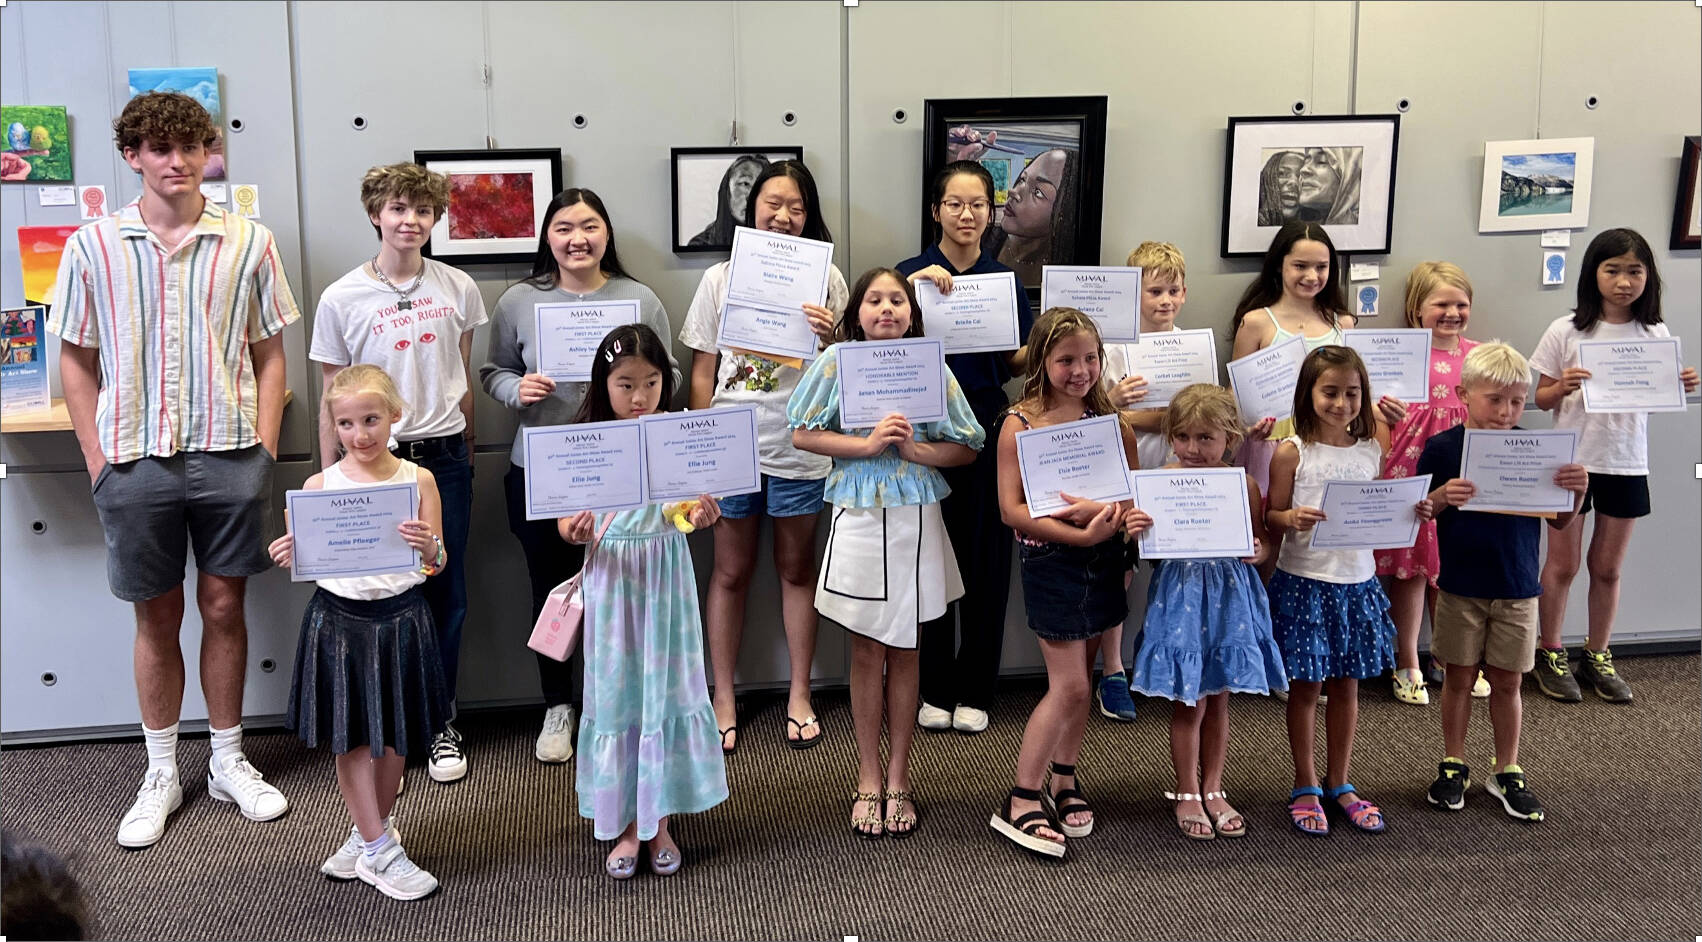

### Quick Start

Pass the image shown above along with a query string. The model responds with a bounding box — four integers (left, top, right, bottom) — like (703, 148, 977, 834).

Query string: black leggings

(503, 463, 586, 709)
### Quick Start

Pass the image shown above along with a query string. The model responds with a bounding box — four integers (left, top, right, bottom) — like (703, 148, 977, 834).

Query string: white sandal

(1163, 791, 1215, 841)
(1202, 790, 1247, 838)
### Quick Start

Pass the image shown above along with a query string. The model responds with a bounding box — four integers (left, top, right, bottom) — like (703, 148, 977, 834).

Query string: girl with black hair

(480, 188, 679, 765)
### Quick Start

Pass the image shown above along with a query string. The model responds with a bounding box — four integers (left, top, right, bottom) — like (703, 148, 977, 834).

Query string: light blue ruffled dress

(1129, 557, 1289, 706)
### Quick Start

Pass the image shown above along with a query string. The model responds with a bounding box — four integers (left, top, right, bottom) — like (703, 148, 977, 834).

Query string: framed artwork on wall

(1476, 137, 1594, 233)
(1221, 114, 1401, 257)
(413, 148, 563, 266)
(1671, 135, 1700, 251)
(921, 96, 1108, 293)
(670, 146, 803, 253)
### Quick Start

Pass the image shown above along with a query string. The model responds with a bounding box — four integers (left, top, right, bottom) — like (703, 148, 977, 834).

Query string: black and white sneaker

(1484, 766, 1545, 822)
(1426, 758, 1470, 811)
(428, 723, 467, 783)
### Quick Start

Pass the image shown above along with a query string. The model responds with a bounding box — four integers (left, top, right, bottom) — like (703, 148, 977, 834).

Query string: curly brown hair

(360, 163, 450, 220)
(112, 92, 217, 154)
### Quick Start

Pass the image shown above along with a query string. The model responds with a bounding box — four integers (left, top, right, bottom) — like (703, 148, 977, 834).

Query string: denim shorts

(719, 473, 826, 520)
(1018, 537, 1129, 642)
(90, 444, 275, 602)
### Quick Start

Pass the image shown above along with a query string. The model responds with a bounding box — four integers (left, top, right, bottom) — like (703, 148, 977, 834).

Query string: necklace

(371, 257, 425, 310)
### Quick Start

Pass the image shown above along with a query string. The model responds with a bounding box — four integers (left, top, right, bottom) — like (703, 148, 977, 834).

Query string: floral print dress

(1374, 337, 1477, 583)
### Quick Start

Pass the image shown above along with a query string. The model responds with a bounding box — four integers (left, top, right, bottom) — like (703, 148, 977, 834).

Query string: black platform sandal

(1041, 762, 1095, 838)
(988, 786, 1065, 858)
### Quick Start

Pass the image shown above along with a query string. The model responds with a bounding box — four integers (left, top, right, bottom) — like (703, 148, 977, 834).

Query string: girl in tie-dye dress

(557, 324, 728, 880)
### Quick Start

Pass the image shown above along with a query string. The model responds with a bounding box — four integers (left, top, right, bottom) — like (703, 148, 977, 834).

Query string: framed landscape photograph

(671, 146, 803, 253)
(413, 148, 563, 266)
(1671, 135, 1700, 251)
(1477, 137, 1594, 233)
(1221, 114, 1400, 257)
(921, 96, 1108, 294)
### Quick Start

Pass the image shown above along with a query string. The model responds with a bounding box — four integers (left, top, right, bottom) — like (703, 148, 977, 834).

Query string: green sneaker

(1577, 648, 1632, 703)
(1530, 647, 1581, 703)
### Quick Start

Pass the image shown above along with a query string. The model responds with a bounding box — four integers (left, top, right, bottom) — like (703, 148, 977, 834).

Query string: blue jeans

(398, 436, 471, 704)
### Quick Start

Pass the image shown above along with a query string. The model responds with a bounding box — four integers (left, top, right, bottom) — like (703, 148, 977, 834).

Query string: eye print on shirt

(419, 332, 437, 344)
(393, 339, 411, 351)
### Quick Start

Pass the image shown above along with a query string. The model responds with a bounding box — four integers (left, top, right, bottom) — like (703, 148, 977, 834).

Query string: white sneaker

(320, 819, 400, 880)
(207, 754, 289, 821)
(355, 839, 438, 901)
(116, 768, 183, 848)
(535, 705, 576, 763)
(951, 705, 989, 734)
(916, 702, 953, 731)
(428, 724, 467, 783)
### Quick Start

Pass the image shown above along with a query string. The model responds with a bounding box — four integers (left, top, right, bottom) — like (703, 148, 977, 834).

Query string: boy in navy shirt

(1416, 342, 1586, 821)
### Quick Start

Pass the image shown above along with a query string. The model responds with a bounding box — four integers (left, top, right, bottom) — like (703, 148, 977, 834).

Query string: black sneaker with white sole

(1426, 758, 1470, 811)
(1484, 767, 1545, 822)
(428, 723, 467, 783)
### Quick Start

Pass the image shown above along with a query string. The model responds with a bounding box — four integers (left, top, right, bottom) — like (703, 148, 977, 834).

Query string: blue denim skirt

(1018, 538, 1129, 642)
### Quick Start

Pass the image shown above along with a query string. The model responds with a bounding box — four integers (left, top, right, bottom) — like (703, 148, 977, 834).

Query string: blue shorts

(719, 474, 826, 520)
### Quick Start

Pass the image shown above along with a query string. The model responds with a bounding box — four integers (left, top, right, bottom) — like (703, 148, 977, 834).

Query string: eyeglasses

(939, 198, 991, 216)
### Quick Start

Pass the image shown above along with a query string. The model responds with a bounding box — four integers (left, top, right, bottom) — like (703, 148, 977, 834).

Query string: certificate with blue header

(534, 300, 641, 382)
(1128, 467, 1255, 559)
(1459, 429, 1579, 514)
(1342, 329, 1432, 403)
(1577, 337, 1686, 413)
(640, 406, 762, 502)
(286, 483, 419, 582)
(835, 338, 949, 428)
(913, 272, 1022, 354)
(1310, 475, 1432, 550)
(1226, 333, 1306, 423)
(1015, 413, 1133, 518)
(1116, 328, 1219, 410)
(1041, 266, 1141, 342)
(718, 226, 835, 361)
(522, 419, 647, 519)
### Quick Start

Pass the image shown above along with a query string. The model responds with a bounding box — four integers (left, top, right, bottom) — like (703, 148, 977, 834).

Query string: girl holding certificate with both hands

(788, 268, 985, 840)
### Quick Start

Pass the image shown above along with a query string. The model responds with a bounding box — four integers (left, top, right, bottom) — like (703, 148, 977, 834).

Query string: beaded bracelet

(419, 534, 446, 575)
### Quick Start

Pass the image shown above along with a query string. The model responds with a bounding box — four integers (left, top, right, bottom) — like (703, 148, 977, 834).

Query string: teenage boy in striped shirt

(50, 92, 302, 849)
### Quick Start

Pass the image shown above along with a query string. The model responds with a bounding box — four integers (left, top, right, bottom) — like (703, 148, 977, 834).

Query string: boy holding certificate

(1416, 343, 1587, 821)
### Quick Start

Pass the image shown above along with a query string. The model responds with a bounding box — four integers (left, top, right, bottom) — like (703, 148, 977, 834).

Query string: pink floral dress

(1375, 337, 1477, 583)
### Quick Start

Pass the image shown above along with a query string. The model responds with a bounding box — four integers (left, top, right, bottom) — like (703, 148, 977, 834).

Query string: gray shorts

(90, 445, 275, 602)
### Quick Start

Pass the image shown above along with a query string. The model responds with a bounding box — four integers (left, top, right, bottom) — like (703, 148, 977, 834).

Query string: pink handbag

(527, 514, 614, 662)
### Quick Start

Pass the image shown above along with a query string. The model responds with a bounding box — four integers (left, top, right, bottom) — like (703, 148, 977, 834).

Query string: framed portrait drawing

(921, 96, 1108, 294)
(671, 146, 803, 253)
(1671, 135, 1700, 251)
(1221, 114, 1400, 257)
(413, 148, 564, 266)
(1476, 137, 1594, 233)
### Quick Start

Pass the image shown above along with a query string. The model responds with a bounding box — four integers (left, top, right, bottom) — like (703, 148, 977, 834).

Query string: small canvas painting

(1498, 152, 1575, 218)
(127, 68, 224, 180)
(1, 105, 72, 182)
(16, 225, 80, 304)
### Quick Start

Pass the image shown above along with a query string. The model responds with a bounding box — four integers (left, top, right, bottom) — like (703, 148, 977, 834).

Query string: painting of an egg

(6, 122, 27, 152)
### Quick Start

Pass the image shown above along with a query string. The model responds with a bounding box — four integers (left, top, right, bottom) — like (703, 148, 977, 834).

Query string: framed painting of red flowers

(414, 148, 563, 266)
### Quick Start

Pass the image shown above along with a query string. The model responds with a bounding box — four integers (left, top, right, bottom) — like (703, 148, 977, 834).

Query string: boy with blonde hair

(1416, 342, 1587, 820)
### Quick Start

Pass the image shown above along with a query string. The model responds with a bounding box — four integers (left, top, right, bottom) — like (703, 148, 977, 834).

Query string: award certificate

(913, 272, 1022, 354)
(1577, 337, 1686, 413)
(522, 420, 647, 519)
(533, 300, 641, 382)
(286, 483, 419, 582)
(640, 406, 762, 502)
(718, 227, 835, 360)
(1128, 467, 1256, 559)
(1041, 266, 1142, 342)
(1115, 328, 1219, 410)
(835, 338, 948, 427)
(1226, 333, 1306, 423)
(1459, 429, 1579, 514)
(1342, 329, 1432, 403)
(1310, 475, 1432, 550)
(1015, 413, 1133, 518)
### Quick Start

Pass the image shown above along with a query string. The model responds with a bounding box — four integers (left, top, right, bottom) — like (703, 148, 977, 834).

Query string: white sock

(363, 832, 394, 858)
(143, 723, 179, 776)
(208, 723, 243, 770)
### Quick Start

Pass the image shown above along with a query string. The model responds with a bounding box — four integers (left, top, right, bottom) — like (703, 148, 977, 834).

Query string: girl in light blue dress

(1129, 384, 1287, 841)
(557, 324, 727, 880)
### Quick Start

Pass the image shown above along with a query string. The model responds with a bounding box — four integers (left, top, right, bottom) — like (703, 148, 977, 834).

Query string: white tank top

(1275, 435, 1382, 584)
(317, 459, 428, 601)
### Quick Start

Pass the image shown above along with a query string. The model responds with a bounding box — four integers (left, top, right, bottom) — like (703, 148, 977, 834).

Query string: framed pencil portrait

(921, 96, 1108, 296)
(413, 148, 564, 266)
(1221, 114, 1401, 257)
(670, 146, 803, 253)
(1672, 135, 1700, 251)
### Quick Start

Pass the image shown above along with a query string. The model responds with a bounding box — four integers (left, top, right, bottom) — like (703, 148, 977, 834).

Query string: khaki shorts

(1430, 591, 1538, 674)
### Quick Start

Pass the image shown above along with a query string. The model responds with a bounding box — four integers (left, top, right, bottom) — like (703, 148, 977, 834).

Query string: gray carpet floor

(3, 654, 1699, 941)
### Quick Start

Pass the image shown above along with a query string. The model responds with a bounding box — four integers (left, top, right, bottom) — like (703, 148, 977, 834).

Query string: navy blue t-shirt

(895, 243, 1035, 409)
(1415, 423, 1543, 600)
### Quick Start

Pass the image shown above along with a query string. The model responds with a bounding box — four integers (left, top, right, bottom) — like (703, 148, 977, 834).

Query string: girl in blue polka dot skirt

(1265, 346, 1404, 838)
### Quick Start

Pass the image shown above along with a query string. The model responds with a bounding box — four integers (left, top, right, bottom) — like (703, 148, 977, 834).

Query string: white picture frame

(1221, 114, 1401, 257)
(1478, 137, 1595, 233)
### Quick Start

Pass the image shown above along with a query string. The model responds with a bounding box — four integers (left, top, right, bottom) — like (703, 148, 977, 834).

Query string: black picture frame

(1671, 135, 1700, 251)
(413, 148, 564, 266)
(1220, 114, 1400, 257)
(921, 96, 1108, 297)
(670, 146, 804, 253)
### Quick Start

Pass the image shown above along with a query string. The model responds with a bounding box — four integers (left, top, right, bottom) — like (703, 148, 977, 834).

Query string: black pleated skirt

(285, 585, 453, 758)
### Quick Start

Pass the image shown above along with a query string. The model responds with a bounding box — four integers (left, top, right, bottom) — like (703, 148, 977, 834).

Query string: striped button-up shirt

(47, 199, 301, 464)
